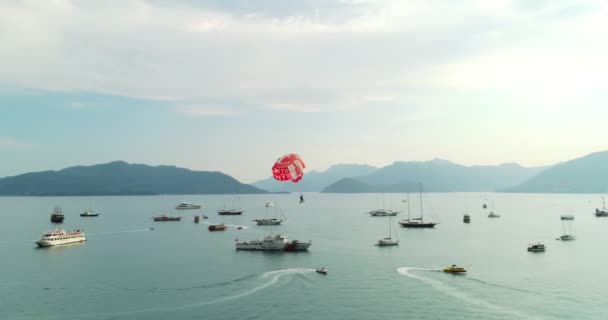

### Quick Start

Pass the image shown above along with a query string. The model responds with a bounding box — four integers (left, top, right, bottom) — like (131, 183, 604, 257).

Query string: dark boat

(153, 215, 182, 222)
(399, 183, 437, 228)
(315, 267, 328, 275)
(208, 224, 227, 231)
(194, 215, 200, 223)
(218, 210, 243, 216)
(50, 206, 64, 223)
(463, 214, 471, 223)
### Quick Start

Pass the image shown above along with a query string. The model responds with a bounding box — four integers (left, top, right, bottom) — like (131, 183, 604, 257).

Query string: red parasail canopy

(272, 154, 305, 183)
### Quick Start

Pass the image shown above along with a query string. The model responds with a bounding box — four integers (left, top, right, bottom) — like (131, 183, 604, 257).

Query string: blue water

(1, 193, 606, 319)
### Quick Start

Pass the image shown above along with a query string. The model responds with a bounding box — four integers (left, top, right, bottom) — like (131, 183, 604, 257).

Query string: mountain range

(321, 158, 545, 193)
(0, 161, 267, 196)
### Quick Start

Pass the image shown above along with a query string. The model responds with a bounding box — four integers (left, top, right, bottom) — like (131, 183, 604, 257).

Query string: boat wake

(464, 277, 538, 294)
(397, 267, 542, 320)
(15, 268, 315, 320)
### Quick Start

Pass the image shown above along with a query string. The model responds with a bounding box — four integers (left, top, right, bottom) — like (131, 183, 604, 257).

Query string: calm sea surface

(1, 193, 606, 320)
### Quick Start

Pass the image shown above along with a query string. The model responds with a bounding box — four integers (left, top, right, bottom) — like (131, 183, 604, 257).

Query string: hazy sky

(1, 0, 608, 182)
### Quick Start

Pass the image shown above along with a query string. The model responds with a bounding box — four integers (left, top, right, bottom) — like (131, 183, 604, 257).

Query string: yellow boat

(443, 265, 467, 274)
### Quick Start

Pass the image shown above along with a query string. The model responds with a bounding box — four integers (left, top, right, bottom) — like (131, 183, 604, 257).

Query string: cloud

(0, 0, 605, 115)
(0, 137, 35, 149)
(173, 105, 240, 116)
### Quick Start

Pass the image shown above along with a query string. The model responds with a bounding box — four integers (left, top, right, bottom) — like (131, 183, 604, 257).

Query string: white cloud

(173, 105, 239, 117)
(0, 137, 35, 149)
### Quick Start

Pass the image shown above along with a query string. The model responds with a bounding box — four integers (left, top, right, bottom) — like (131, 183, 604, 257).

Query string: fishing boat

(315, 267, 328, 275)
(35, 228, 86, 247)
(376, 215, 399, 246)
(559, 215, 576, 240)
(443, 265, 467, 274)
(399, 184, 437, 228)
(595, 197, 608, 217)
(80, 210, 100, 217)
(153, 215, 182, 222)
(50, 206, 64, 223)
(218, 185, 244, 215)
(463, 214, 471, 223)
(176, 202, 202, 210)
(208, 223, 227, 231)
(527, 243, 546, 252)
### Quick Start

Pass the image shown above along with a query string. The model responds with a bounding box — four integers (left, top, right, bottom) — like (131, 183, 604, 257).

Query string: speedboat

(316, 267, 328, 275)
(443, 265, 467, 274)
(80, 210, 100, 217)
(488, 212, 500, 218)
(175, 202, 202, 210)
(527, 243, 546, 252)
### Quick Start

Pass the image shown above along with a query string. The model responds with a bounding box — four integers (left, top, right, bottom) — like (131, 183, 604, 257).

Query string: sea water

(0, 193, 606, 319)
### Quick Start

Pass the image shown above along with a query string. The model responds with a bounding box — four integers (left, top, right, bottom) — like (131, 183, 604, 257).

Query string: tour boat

(35, 228, 86, 247)
(176, 202, 202, 210)
(443, 265, 467, 274)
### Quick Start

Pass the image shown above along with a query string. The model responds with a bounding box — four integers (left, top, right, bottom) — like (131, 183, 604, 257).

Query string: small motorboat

(149, 227, 155, 230)
(237, 226, 243, 230)
(463, 214, 471, 223)
(315, 267, 328, 275)
(488, 212, 500, 218)
(443, 265, 467, 274)
(527, 243, 545, 252)
(203, 215, 208, 219)
(194, 215, 200, 223)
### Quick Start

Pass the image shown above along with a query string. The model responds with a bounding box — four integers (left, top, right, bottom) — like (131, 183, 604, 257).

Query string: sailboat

(253, 201, 285, 225)
(595, 196, 608, 217)
(487, 200, 500, 218)
(218, 185, 244, 215)
(559, 215, 576, 240)
(368, 194, 400, 216)
(375, 215, 399, 246)
(399, 183, 437, 228)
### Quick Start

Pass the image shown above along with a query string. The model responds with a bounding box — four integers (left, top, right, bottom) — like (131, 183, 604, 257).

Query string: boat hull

(284, 241, 312, 251)
(50, 214, 64, 223)
(218, 211, 243, 215)
(36, 237, 86, 247)
(399, 222, 437, 228)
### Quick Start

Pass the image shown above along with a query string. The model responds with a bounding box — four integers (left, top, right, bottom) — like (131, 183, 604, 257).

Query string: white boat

(175, 202, 202, 210)
(399, 184, 438, 228)
(80, 210, 100, 217)
(235, 234, 288, 250)
(316, 267, 328, 275)
(376, 215, 399, 246)
(559, 215, 576, 240)
(369, 209, 399, 217)
(35, 229, 86, 247)
(284, 239, 312, 251)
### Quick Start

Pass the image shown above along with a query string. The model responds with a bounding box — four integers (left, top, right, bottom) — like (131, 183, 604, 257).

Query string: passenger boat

(153, 215, 182, 222)
(527, 243, 546, 252)
(443, 265, 467, 274)
(208, 223, 227, 231)
(176, 202, 202, 210)
(50, 206, 64, 223)
(80, 210, 100, 217)
(35, 228, 86, 247)
(316, 267, 328, 275)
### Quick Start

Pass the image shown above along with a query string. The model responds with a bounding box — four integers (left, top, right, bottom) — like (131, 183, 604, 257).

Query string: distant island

(0, 161, 267, 196)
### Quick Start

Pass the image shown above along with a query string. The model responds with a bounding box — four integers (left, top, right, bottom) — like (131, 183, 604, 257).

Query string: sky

(1, 0, 608, 183)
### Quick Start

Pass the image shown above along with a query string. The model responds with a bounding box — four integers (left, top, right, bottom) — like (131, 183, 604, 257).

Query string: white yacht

(369, 209, 399, 217)
(236, 234, 288, 250)
(35, 229, 86, 247)
(175, 202, 202, 210)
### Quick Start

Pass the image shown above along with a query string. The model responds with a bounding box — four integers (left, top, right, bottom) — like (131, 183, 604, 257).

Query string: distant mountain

(0, 161, 267, 196)
(322, 158, 545, 193)
(502, 151, 608, 193)
(252, 164, 377, 192)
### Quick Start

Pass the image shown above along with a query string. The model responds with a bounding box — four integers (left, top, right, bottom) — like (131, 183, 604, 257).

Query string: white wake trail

(397, 267, 542, 320)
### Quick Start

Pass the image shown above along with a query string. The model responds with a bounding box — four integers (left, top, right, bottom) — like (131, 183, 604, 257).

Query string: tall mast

(407, 193, 411, 221)
(419, 182, 424, 222)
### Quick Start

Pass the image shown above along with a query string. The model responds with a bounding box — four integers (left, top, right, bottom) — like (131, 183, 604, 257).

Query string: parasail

(272, 153, 305, 183)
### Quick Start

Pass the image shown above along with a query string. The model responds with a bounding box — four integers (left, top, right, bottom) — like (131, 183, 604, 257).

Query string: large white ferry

(35, 229, 86, 247)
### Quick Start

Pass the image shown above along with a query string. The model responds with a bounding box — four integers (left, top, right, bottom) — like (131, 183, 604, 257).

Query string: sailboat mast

(419, 182, 424, 222)
(388, 215, 392, 238)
